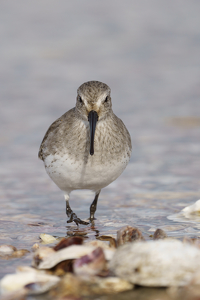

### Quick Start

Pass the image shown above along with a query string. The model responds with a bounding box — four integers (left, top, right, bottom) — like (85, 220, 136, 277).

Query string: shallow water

(1, 1, 200, 299)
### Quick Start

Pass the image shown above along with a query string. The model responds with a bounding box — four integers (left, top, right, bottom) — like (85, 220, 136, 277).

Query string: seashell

(54, 236, 84, 251)
(50, 273, 133, 297)
(0, 245, 17, 256)
(117, 226, 144, 246)
(85, 239, 113, 249)
(50, 260, 73, 276)
(0, 246, 29, 260)
(0, 270, 60, 295)
(109, 239, 200, 287)
(181, 199, 200, 216)
(33, 247, 55, 267)
(168, 200, 200, 223)
(96, 236, 117, 248)
(183, 237, 200, 249)
(32, 243, 40, 251)
(11, 249, 30, 258)
(25, 280, 58, 295)
(73, 247, 106, 276)
(153, 229, 167, 240)
(33, 245, 115, 269)
(40, 233, 57, 244)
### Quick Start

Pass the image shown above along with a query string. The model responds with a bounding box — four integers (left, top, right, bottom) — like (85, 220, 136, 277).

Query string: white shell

(0, 269, 60, 294)
(33, 245, 115, 269)
(0, 245, 16, 255)
(109, 239, 200, 287)
(181, 199, 200, 216)
(73, 247, 106, 276)
(40, 233, 57, 244)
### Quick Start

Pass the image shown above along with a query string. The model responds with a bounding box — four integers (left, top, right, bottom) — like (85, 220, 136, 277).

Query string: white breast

(44, 150, 129, 194)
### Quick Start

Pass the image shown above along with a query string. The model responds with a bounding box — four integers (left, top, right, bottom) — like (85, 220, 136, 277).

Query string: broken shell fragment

(24, 279, 59, 295)
(0, 270, 60, 295)
(33, 247, 56, 267)
(0, 245, 17, 256)
(54, 237, 84, 251)
(97, 235, 117, 248)
(181, 199, 200, 216)
(40, 233, 57, 244)
(0, 245, 29, 260)
(32, 243, 40, 251)
(85, 239, 113, 249)
(183, 237, 200, 249)
(74, 247, 106, 276)
(51, 260, 74, 276)
(109, 239, 200, 287)
(153, 229, 167, 240)
(12, 249, 30, 258)
(33, 245, 115, 269)
(117, 226, 144, 246)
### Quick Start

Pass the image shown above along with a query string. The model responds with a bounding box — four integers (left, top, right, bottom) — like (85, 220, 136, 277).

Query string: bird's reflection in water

(66, 222, 100, 239)
(65, 222, 116, 248)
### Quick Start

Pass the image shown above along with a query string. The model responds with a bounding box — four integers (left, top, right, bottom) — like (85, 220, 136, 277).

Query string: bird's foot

(66, 200, 89, 226)
(67, 212, 89, 226)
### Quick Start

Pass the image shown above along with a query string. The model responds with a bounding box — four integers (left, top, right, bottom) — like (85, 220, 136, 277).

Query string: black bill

(88, 110, 98, 155)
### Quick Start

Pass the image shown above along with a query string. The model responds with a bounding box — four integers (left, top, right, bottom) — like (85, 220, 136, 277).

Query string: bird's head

(76, 80, 112, 120)
(75, 81, 112, 155)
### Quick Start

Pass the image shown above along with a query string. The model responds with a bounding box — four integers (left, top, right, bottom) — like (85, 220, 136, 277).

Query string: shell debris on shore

(0, 267, 60, 295)
(109, 239, 200, 287)
(2, 224, 200, 298)
(0, 244, 30, 260)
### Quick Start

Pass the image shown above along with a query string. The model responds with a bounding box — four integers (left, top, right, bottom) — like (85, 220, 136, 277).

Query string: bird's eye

(79, 96, 83, 103)
(104, 96, 108, 103)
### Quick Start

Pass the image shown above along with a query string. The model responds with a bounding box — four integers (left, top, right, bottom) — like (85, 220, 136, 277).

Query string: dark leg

(89, 190, 101, 222)
(65, 194, 89, 226)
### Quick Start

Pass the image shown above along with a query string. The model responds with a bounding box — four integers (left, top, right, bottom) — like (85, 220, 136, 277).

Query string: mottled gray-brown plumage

(39, 81, 132, 225)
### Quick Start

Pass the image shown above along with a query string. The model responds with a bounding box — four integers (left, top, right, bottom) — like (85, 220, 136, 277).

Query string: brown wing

(38, 108, 76, 161)
(38, 117, 63, 161)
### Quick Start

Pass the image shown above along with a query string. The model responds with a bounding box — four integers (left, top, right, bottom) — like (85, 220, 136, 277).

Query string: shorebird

(38, 81, 132, 225)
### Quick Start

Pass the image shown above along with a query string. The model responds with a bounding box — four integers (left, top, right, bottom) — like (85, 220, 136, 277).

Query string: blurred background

(0, 0, 200, 276)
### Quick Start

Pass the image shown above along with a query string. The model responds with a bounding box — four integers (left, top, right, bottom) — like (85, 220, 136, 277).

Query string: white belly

(44, 152, 129, 193)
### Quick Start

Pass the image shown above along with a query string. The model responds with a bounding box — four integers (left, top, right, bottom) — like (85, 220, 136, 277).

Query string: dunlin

(39, 81, 132, 225)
